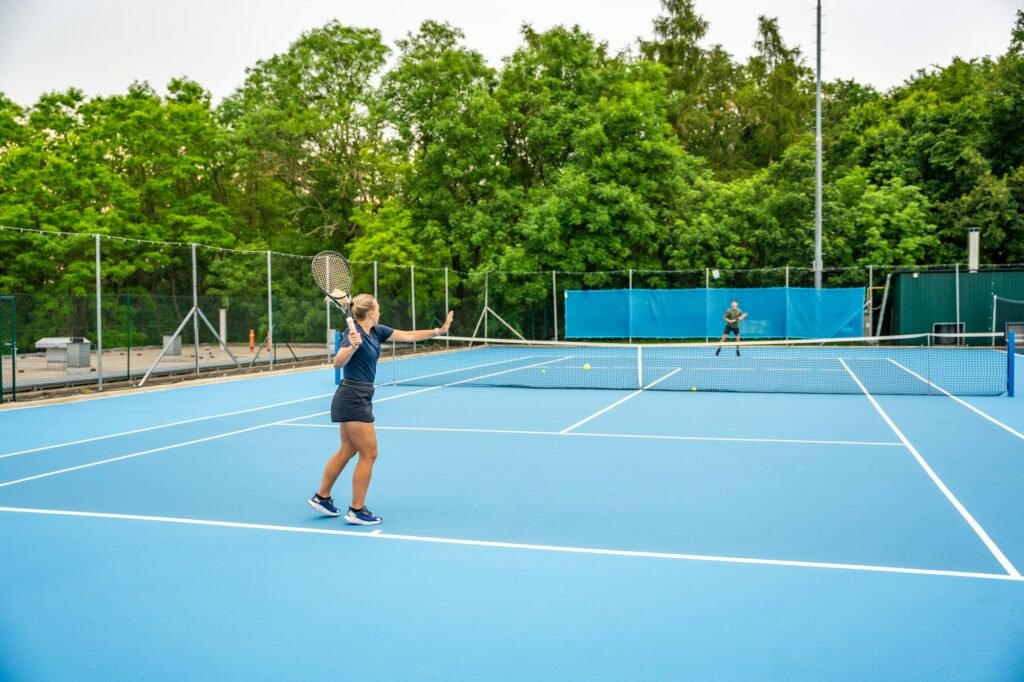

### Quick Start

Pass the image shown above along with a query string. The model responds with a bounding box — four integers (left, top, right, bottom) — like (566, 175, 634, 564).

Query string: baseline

(1, 505, 1020, 583)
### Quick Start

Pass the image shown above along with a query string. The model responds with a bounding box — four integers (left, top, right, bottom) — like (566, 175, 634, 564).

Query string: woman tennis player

(309, 294, 454, 525)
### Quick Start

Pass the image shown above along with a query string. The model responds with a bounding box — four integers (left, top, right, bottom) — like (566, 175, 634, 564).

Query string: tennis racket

(311, 251, 357, 334)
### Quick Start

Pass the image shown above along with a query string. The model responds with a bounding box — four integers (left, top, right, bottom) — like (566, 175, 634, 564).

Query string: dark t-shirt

(724, 307, 744, 329)
(339, 324, 394, 383)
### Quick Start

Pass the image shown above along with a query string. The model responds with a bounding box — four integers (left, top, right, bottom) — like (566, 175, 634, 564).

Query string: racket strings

(311, 253, 353, 300)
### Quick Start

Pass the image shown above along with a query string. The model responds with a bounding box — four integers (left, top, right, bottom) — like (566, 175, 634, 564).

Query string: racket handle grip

(346, 316, 357, 333)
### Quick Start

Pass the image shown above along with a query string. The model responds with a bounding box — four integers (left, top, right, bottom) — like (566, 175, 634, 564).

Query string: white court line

(0, 386, 441, 488)
(446, 356, 570, 386)
(385, 356, 534, 385)
(838, 358, 1021, 578)
(0, 360, 333, 412)
(886, 358, 1024, 442)
(0, 392, 335, 459)
(276, 423, 903, 448)
(0, 410, 326, 489)
(0, 505, 1020, 583)
(559, 368, 682, 434)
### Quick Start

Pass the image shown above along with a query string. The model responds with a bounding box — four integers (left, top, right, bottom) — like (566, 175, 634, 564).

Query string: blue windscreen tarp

(564, 287, 865, 339)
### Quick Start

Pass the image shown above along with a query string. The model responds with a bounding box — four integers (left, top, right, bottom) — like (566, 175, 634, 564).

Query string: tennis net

(374, 333, 1014, 396)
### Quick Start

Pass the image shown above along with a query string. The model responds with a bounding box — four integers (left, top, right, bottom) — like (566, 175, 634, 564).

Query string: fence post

(705, 268, 710, 342)
(373, 261, 378, 300)
(955, 263, 961, 340)
(192, 243, 200, 377)
(95, 234, 103, 391)
(628, 268, 633, 343)
(126, 292, 131, 382)
(410, 265, 416, 351)
(552, 271, 558, 342)
(267, 250, 274, 368)
(867, 265, 873, 337)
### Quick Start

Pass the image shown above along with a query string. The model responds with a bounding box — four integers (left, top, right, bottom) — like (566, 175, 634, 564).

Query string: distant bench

(35, 337, 92, 368)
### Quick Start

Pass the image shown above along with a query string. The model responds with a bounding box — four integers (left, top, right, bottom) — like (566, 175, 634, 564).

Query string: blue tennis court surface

(2, 353, 1024, 680)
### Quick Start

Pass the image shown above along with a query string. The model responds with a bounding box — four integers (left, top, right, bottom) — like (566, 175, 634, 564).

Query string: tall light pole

(814, 0, 823, 289)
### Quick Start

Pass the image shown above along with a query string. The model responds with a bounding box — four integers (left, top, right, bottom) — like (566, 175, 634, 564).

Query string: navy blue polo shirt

(339, 324, 394, 383)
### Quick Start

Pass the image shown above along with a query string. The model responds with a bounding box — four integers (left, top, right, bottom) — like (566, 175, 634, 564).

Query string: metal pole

(444, 267, 449, 347)
(410, 265, 416, 351)
(126, 292, 131, 381)
(192, 243, 200, 377)
(552, 270, 559, 342)
(373, 261, 378, 300)
(325, 256, 331, 358)
(992, 292, 998, 346)
(95, 234, 103, 391)
(484, 272, 489, 339)
(628, 268, 633, 343)
(868, 265, 874, 337)
(705, 268, 710, 342)
(955, 263, 961, 341)
(814, 0, 823, 289)
(9, 299, 16, 401)
(785, 266, 790, 289)
(267, 250, 274, 368)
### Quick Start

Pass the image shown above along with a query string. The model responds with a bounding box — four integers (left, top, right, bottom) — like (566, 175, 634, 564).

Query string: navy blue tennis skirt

(331, 380, 375, 423)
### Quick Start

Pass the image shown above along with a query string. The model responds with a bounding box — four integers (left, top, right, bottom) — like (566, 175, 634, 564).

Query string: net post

(636, 345, 643, 389)
(267, 250, 274, 369)
(334, 329, 341, 386)
(552, 270, 558, 342)
(410, 265, 416, 351)
(192, 243, 200, 377)
(94, 234, 103, 391)
(444, 267, 449, 348)
(484, 272, 489, 338)
(1009, 331, 1016, 398)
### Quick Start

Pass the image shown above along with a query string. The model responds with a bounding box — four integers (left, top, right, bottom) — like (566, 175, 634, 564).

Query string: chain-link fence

(1, 224, 1020, 401)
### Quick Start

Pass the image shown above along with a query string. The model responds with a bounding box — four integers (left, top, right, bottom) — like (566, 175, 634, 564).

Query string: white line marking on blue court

(0, 410, 326, 489)
(0, 392, 336, 460)
(839, 358, 1021, 578)
(275, 423, 904, 447)
(886, 358, 1024, 441)
(0, 383, 531, 488)
(446, 356, 570, 386)
(384, 356, 536, 384)
(1, 505, 1020, 583)
(558, 368, 682, 434)
(0, 361, 334, 412)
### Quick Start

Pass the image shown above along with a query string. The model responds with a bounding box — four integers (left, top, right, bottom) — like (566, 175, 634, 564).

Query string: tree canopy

(2, 5, 1023, 297)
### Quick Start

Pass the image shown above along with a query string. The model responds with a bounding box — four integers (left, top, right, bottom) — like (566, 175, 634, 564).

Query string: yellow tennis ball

(691, 386, 697, 392)
(583, 363, 591, 371)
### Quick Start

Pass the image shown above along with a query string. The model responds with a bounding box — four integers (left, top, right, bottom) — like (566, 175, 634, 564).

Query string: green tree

(220, 22, 391, 248)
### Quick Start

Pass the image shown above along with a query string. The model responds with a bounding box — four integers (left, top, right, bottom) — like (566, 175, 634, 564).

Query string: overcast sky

(0, 0, 1019, 105)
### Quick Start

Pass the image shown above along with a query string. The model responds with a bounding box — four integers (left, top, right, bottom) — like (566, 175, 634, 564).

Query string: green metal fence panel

(891, 269, 1024, 341)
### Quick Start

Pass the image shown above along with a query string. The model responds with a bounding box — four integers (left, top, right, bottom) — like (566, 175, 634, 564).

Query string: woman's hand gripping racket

(312, 251, 357, 335)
